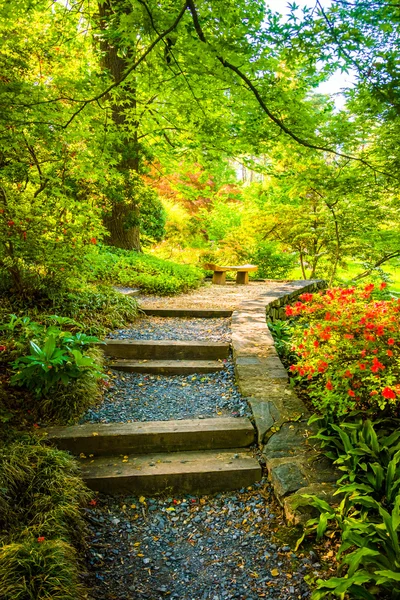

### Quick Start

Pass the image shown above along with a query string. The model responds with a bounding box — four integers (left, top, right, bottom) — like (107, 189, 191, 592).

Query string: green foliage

(11, 334, 102, 398)
(0, 285, 138, 339)
(0, 439, 90, 546)
(84, 246, 203, 295)
(250, 241, 296, 279)
(133, 175, 166, 245)
(267, 319, 298, 365)
(0, 539, 85, 600)
(0, 439, 89, 599)
(1, 314, 105, 423)
(298, 415, 400, 599)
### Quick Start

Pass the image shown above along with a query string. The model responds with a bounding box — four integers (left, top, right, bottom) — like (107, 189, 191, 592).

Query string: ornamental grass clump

(0, 440, 90, 548)
(0, 539, 86, 600)
(287, 283, 400, 417)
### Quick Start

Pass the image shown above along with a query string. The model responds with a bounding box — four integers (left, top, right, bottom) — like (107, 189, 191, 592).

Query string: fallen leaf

(271, 569, 279, 577)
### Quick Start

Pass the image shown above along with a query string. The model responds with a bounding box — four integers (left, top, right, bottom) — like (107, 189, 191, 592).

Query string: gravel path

(81, 359, 250, 423)
(138, 281, 280, 310)
(84, 480, 321, 600)
(107, 317, 231, 343)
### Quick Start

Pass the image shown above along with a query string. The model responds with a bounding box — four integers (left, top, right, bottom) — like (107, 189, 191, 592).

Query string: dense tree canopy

(1, 0, 400, 290)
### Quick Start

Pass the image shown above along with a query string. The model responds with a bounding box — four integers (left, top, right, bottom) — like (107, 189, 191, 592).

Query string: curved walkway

(83, 280, 329, 599)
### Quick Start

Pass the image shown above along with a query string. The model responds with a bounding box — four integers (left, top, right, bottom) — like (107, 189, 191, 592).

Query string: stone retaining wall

(232, 280, 338, 524)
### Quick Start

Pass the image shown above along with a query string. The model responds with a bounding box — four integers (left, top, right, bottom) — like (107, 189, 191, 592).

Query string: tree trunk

(98, 0, 141, 251)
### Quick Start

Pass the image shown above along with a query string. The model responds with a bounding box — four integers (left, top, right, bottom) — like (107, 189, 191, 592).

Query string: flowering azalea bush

(287, 282, 400, 416)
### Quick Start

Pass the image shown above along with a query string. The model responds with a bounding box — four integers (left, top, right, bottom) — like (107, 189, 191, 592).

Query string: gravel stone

(81, 358, 250, 423)
(85, 480, 320, 600)
(107, 316, 231, 343)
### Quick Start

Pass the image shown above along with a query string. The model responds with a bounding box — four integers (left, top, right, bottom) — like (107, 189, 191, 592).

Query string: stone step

(109, 359, 224, 374)
(103, 339, 230, 360)
(79, 449, 261, 495)
(140, 308, 233, 318)
(44, 417, 255, 456)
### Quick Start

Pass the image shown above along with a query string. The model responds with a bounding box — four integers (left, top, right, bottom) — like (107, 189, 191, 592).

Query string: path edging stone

(231, 279, 339, 524)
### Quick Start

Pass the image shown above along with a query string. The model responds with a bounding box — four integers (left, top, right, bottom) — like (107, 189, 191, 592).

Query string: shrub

(287, 283, 400, 416)
(0, 539, 86, 600)
(84, 245, 203, 295)
(0, 182, 104, 299)
(250, 241, 297, 279)
(0, 284, 138, 338)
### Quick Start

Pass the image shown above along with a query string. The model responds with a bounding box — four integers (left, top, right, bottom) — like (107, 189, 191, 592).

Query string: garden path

(82, 281, 322, 599)
(137, 280, 280, 310)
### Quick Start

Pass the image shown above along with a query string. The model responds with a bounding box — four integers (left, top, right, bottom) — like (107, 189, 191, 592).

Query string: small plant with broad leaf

(3, 315, 104, 422)
(297, 414, 400, 599)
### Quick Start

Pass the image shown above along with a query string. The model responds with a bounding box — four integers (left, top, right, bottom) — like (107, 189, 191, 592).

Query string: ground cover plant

(0, 439, 90, 600)
(0, 313, 107, 424)
(283, 283, 400, 598)
(84, 246, 203, 296)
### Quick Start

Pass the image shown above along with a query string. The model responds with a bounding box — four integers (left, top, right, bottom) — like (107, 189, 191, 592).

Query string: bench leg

(236, 271, 249, 285)
(212, 271, 226, 285)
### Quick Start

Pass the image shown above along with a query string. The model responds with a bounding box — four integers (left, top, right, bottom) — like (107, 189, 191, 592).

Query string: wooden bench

(203, 263, 258, 285)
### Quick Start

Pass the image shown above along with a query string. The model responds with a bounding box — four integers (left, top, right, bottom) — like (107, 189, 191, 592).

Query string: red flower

(289, 365, 297, 372)
(0, 345, 6, 352)
(89, 499, 97, 506)
(318, 361, 328, 373)
(299, 293, 313, 302)
(344, 370, 353, 378)
(359, 363, 366, 370)
(370, 390, 378, 396)
(387, 350, 393, 357)
(364, 283, 374, 292)
(380, 282, 387, 290)
(90, 237, 97, 244)
(7, 220, 14, 226)
(382, 387, 396, 399)
(388, 338, 395, 345)
(37, 536, 45, 543)
(313, 340, 319, 348)
(326, 381, 333, 391)
(33, 423, 40, 429)
(348, 389, 355, 397)
(285, 306, 294, 316)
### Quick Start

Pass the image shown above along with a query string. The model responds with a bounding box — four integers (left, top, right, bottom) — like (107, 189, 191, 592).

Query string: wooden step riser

(47, 428, 255, 456)
(140, 308, 233, 318)
(103, 340, 230, 360)
(80, 449, 261, 496)
(83, 466, 261, 495)
(111, 361, 223, 375)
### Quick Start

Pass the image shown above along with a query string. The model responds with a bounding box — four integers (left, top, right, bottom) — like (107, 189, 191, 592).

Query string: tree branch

(62, 1, 189, 128)
(186, 0, 397, 178)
